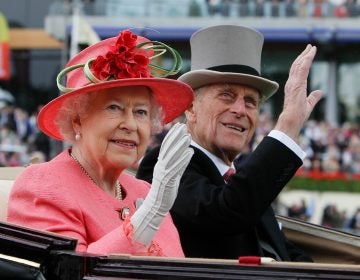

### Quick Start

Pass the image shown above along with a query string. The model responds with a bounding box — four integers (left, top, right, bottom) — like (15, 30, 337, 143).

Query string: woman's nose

(119, 111, 137, 131)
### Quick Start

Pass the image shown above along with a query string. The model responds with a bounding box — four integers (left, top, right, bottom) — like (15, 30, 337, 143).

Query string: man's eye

(220, 92, 232, 98)
(245, 98, 259, 108)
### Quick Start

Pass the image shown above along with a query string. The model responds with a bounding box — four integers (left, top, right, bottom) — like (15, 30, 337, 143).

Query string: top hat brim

(38, 78, 194, 140)
(178, 70, 279, 101)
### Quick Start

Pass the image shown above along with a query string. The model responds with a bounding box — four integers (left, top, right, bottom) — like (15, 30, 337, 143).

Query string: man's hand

(274, 45, 323, 140)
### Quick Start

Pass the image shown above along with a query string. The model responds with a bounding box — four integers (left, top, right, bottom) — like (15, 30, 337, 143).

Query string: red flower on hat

(90, 30, 151, 80)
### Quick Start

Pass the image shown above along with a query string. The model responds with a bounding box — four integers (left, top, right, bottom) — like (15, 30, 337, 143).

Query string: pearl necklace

(70, 152, 123, 201)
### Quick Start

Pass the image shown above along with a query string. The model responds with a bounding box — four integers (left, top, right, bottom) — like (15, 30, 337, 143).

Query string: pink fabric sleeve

(7, 165, 133, 255)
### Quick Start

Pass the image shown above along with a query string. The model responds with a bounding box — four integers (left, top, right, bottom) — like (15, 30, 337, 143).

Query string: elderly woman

(7, 30, 194, 257)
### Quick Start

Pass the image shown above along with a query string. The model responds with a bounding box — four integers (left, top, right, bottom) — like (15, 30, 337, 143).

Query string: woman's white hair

(55, 88, 164, 143)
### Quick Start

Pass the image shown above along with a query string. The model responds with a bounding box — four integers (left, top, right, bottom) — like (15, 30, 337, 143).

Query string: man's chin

(223, 142, 247, 153)
(220, 146, 244, 162)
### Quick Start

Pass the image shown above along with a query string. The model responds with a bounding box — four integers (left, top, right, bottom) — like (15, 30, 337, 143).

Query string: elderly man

(137, 25, 322, 261)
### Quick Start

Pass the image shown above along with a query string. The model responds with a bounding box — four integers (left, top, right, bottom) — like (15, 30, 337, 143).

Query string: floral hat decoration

(38, 29, 194, 140)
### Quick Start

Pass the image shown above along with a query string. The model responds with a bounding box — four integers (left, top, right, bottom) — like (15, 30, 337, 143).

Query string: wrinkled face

(74, 86, 153, 170)
(186, 83, 260, 164)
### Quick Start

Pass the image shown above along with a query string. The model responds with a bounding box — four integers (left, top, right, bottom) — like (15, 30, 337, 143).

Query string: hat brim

(38, 78, 194, 140)
(178, 70, 279, 101)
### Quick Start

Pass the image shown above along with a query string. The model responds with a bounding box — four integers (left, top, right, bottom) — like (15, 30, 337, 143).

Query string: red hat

(38, 30, 194, 140)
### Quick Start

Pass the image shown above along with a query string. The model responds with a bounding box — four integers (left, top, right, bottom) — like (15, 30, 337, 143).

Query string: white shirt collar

(191, 140, 234, 177)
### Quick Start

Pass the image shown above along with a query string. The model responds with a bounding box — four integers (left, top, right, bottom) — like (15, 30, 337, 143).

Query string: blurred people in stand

(321, 203, 346, 229)
(349, 207, 360, 233)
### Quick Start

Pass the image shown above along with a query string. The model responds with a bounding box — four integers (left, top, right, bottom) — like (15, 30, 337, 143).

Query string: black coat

(137, 136, 312, 261)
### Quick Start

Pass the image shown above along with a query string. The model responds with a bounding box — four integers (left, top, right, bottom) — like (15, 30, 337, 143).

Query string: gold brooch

(119, 207, 130, 220)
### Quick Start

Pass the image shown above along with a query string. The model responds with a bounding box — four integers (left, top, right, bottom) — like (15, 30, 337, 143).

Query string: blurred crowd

(286, 199, 360, 235)
(252, 112, 360, 178)
(0, 101, 50, 167)
(49, 0, 360, 18)
(300, 121, 360, 177)
(204, 0, 360, 18)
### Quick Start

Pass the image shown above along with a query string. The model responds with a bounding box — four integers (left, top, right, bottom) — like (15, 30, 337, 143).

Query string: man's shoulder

(139, 146, 161, 170)
(136, 146, 161, 183)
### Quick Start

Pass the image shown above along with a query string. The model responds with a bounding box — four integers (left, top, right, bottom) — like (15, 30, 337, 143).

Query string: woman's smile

(110, 138, 138, 149)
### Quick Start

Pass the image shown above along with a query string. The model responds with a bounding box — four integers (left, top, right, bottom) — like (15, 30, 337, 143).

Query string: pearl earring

(75, 132, 81, 141)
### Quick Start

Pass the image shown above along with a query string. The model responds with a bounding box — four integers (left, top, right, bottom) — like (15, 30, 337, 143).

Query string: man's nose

(229, 98, 246, 116)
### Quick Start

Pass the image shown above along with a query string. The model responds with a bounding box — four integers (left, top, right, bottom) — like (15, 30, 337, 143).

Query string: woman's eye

(107, 104, 121, 111)
(136, 109, 148, 116)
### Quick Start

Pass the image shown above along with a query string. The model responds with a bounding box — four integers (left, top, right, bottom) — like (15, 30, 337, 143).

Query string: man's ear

(185, 103, 196, 123)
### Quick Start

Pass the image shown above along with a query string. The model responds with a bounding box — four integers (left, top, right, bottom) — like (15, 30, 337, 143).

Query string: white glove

(130, 123, 193, 247)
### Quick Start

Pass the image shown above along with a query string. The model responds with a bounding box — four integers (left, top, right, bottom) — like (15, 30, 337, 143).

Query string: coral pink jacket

(7, 150, 184, 257)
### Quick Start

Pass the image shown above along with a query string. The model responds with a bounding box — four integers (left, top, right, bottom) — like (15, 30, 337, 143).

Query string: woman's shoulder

(14, 150, 73, 186)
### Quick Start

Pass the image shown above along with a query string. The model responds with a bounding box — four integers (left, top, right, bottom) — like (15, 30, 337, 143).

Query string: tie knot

(223, 168, 236, 182)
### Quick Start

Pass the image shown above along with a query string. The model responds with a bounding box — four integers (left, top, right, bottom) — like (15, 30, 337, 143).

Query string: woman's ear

(72, 115, 81, 132)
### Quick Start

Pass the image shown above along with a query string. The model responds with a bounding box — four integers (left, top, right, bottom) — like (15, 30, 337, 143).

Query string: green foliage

(287, 176, 360, 193)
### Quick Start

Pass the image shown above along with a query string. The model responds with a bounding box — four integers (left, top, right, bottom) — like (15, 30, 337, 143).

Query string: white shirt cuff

(268, 130, 306, 161)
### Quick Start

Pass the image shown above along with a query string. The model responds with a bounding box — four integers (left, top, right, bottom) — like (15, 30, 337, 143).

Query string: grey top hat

(178, 25, 279, 101)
